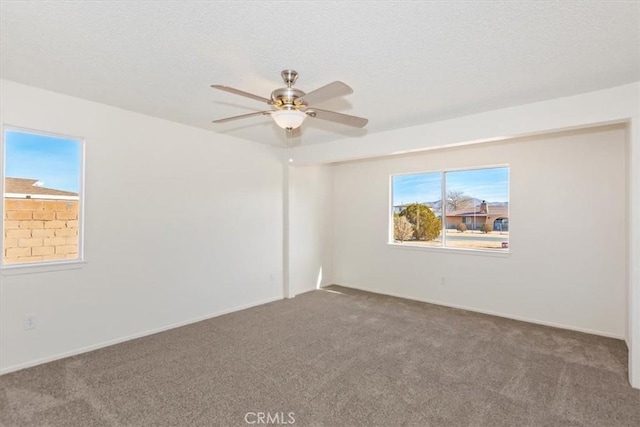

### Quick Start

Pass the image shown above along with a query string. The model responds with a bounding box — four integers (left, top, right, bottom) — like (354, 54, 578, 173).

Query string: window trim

(1, 125, 86, 271)
(387, 241, 510, 258)
(390, 163, 510, 254)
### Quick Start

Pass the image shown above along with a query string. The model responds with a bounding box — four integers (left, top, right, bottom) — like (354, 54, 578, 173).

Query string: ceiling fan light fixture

(272, 109, 306, 129)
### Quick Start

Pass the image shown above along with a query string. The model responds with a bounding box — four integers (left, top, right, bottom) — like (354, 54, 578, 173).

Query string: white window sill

(1, 260, 87, 276)
(387, 242, 510, 258)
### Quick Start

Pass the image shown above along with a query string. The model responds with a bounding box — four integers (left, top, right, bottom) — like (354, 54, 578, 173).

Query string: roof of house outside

(447, 206, 509, 217)
(5, 177, 78, 197)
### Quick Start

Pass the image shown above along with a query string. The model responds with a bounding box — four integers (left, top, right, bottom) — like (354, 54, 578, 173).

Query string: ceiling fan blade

(212, 111, 272, 123)
(298, 81, 353, 106)
(307, 108, 368, 128)
(211, 85, 270, 103)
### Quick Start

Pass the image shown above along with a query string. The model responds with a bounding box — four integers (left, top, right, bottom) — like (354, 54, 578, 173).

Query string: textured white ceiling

(1, 1, 639, 146)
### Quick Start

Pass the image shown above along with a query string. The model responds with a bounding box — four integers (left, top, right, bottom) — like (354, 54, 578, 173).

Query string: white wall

(0, 80, 284, 373)
(629, 113, 640, 386)
(332, 125, 627, 338)
(294, 82, 640, 388)
(2, 79, 638, 388)
(292, 83, 639, 166)
(288, 165, 333, 296)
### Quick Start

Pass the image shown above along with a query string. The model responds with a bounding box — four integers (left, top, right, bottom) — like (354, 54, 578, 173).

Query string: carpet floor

(1, 285, 639, 426)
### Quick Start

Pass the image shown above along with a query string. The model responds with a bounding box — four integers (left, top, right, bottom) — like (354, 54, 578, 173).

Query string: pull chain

(286, 128, 293, 163)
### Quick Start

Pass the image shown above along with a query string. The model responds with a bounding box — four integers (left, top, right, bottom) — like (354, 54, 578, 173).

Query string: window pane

(3, 129, 82, 265)
(444, 167, 509, 250)
(392, 173, 442, 246)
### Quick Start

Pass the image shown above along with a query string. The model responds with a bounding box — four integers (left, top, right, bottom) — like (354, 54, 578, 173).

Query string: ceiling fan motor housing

(270, 87, 306, 110)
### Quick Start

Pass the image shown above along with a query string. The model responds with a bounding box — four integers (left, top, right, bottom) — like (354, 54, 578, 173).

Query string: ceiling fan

(211, 70, 368, 130)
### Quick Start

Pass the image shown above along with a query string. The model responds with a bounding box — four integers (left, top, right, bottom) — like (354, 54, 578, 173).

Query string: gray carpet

(1, 285, 639, 426)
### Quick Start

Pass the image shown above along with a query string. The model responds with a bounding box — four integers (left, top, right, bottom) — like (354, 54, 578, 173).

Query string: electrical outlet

(440, 276, 446, 286)
(23, 314, 37, 330)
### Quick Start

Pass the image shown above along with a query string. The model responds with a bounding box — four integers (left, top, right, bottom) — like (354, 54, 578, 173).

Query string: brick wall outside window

(3, 198, 80, 264)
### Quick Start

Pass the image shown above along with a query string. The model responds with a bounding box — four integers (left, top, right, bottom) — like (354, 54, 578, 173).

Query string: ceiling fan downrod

(281, 70, 298, 88)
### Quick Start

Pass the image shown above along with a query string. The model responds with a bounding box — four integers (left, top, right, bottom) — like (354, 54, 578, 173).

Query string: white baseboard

(292, 286, 320, 298)
(0, 295, 282, 376)
(331, 283, 625, 340)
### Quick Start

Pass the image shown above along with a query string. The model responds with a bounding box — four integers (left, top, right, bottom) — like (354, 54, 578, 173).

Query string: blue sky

(393, 167, 509, 205)
(5, 130, 81, 192)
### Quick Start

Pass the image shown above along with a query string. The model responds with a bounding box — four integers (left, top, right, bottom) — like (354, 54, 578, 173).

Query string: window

(391, 166, 509, 252)
(3, 128, 84, 266)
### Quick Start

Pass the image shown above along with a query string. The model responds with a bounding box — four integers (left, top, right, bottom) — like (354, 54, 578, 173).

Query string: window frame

(389, 164, 510, 256)
(1, 125, 86, 272)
